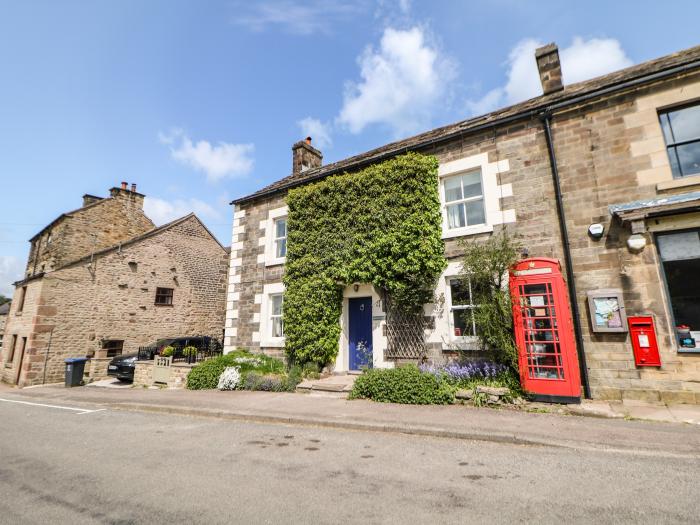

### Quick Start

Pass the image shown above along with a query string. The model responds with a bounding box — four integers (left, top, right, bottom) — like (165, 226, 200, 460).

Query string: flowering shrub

(419, 361, 521, 396)
(217, 367, 241, 390)
(419, 361, 508, 382)
(232, 356, 263, 367)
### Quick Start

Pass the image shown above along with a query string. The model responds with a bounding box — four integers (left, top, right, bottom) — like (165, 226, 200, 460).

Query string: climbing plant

(459, 231, 522, 370)
(283, 153, 447, 367)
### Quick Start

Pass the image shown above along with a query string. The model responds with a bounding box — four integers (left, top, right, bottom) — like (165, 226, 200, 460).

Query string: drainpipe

(541, 112, 591, 399)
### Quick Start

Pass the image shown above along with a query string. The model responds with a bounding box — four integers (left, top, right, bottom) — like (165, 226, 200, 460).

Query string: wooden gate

(153, 356, 172, 384)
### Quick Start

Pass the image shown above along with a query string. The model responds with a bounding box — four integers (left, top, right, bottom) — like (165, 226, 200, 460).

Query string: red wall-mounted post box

(628, 315, 661, 367)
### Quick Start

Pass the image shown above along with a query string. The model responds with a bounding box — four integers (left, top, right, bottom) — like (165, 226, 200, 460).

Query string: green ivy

(283, 153, 446, 367)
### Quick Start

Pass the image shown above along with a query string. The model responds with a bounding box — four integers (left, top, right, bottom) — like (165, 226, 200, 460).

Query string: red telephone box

(510, 258, 581, 403)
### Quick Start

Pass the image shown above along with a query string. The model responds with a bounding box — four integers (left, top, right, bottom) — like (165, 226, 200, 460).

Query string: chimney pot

(535, 43, 564, 95)
(121, 181, 128, 190)
(131, 183, 137, 192)
(305, 136, 312, 144)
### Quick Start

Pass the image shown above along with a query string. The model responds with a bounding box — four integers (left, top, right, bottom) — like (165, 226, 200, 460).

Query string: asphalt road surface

(0, 397, 697, 524)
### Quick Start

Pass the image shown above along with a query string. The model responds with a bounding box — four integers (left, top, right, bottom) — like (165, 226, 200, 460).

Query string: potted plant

(182, 345, 198, 364)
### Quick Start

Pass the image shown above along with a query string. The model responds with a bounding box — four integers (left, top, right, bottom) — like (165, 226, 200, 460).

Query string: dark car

(107, 337, 216, 382)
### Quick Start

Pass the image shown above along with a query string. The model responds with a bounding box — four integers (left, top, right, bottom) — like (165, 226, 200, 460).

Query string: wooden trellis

(384, 294, 426, 360)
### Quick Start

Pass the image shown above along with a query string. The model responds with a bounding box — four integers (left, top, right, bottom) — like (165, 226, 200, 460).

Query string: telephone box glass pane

(520, 283, 565, 380)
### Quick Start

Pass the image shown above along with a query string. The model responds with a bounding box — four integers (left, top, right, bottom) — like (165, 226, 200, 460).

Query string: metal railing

(137, 338, 223, 364)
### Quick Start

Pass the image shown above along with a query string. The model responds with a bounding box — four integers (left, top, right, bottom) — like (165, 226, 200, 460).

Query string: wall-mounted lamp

(627, 234, 647, 252)
(588, 223, 604, 240)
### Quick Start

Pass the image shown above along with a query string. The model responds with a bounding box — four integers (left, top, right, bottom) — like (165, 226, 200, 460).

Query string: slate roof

(233, 44, 700, 206)
(14, 213, 226, 286)
(0, 302, 10, 315)
(29, 189, 149, 241)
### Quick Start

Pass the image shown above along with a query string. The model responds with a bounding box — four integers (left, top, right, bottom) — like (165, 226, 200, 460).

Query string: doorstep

(296, 374, 356, 396)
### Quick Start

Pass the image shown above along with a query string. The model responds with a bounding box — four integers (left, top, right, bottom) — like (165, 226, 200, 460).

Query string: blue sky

(1, 0, 699, 296)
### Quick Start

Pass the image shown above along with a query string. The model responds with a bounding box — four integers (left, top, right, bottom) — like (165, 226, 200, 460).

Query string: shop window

(270, 294, 284, 338)
(442, 171, 486, 230)
(102, 340, 124, 357)
(659, 102, 700, 178)
(447, 278, 478, 337)
(155, 287, 174, 305)
(657, 229, 700, 350)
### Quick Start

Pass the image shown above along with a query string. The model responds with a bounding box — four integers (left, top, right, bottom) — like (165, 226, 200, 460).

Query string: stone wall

(87, 357, 112, 382)
(548, 72, 700, 403)
(133, 360, 194, 388)
(2, 215, 228, 387)
(0, 312, 6, 356)
(25, 187, 154, 277)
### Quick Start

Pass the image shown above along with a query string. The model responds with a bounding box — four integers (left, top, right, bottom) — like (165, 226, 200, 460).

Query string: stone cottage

(225, 42, 700, 404)
(1, 184, 228, 387)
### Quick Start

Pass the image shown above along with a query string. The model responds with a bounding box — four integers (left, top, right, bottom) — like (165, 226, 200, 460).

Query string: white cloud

(337, 26, 455, 136)
(231, 1, 366, 35)
(159, 129, 254, 182)
(297, 117, 333, 149)
(0, 256, 23, 297)
(144, 197, 223, 226)
(465, 37, 633, 116)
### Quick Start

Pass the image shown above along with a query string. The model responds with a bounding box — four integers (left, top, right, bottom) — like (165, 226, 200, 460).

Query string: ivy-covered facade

(225, 43, 700, 403)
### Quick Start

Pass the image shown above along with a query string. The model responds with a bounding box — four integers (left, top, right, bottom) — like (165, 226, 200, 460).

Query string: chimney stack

(535, 43, 564, 95)
(109, 182, 145, 209)
(292, 137, 322, 174)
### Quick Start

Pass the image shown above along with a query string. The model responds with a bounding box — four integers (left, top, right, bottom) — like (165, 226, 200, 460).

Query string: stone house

(0, 302, 9, 356)
(1, 184, 228, 387)
(225, 42, 700, 404)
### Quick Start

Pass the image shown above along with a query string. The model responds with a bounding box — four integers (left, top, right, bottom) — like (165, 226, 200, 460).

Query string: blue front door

(349, 297, 373, 370)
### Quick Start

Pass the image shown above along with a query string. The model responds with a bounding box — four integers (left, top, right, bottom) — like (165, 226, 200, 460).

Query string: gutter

(541, 112, 591, 399)
(233, 58, 700, 206)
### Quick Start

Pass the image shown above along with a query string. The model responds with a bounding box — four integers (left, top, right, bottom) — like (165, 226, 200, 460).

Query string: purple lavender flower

(419, 361, 507, 381)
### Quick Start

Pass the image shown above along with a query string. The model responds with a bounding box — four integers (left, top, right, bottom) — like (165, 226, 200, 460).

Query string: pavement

(1, 382, 698, 457)
(2, 395, 698, 524)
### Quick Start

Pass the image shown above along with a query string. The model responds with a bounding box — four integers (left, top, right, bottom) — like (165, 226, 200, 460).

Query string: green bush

(349, 365, 455, 405)
(284, 153, 446, 367)
(161, 346, 175, 357)
(186, 350, 285, 390)
(182, 345, 198, 357)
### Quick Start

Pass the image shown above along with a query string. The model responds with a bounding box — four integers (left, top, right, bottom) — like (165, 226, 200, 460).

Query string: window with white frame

(264, 206, 288, 266)
(448, 278, 478, 337)
(443, 170, 486, 230)
(269, 293, 284, 338)
(274, 218, 287, 259)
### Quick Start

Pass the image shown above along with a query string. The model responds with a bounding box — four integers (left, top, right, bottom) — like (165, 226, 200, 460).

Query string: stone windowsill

(656, 174, 700, 192)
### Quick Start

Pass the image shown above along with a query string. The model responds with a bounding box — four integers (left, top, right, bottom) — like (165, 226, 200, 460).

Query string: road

(0, 395, 698, 524)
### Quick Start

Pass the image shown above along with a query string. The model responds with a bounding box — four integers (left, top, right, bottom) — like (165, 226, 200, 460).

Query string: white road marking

(0, 397, 106, 415)
(76, 408, 106, 415)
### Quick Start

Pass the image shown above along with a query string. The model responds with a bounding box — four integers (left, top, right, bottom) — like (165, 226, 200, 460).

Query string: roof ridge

(232, 43, 700, 206)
